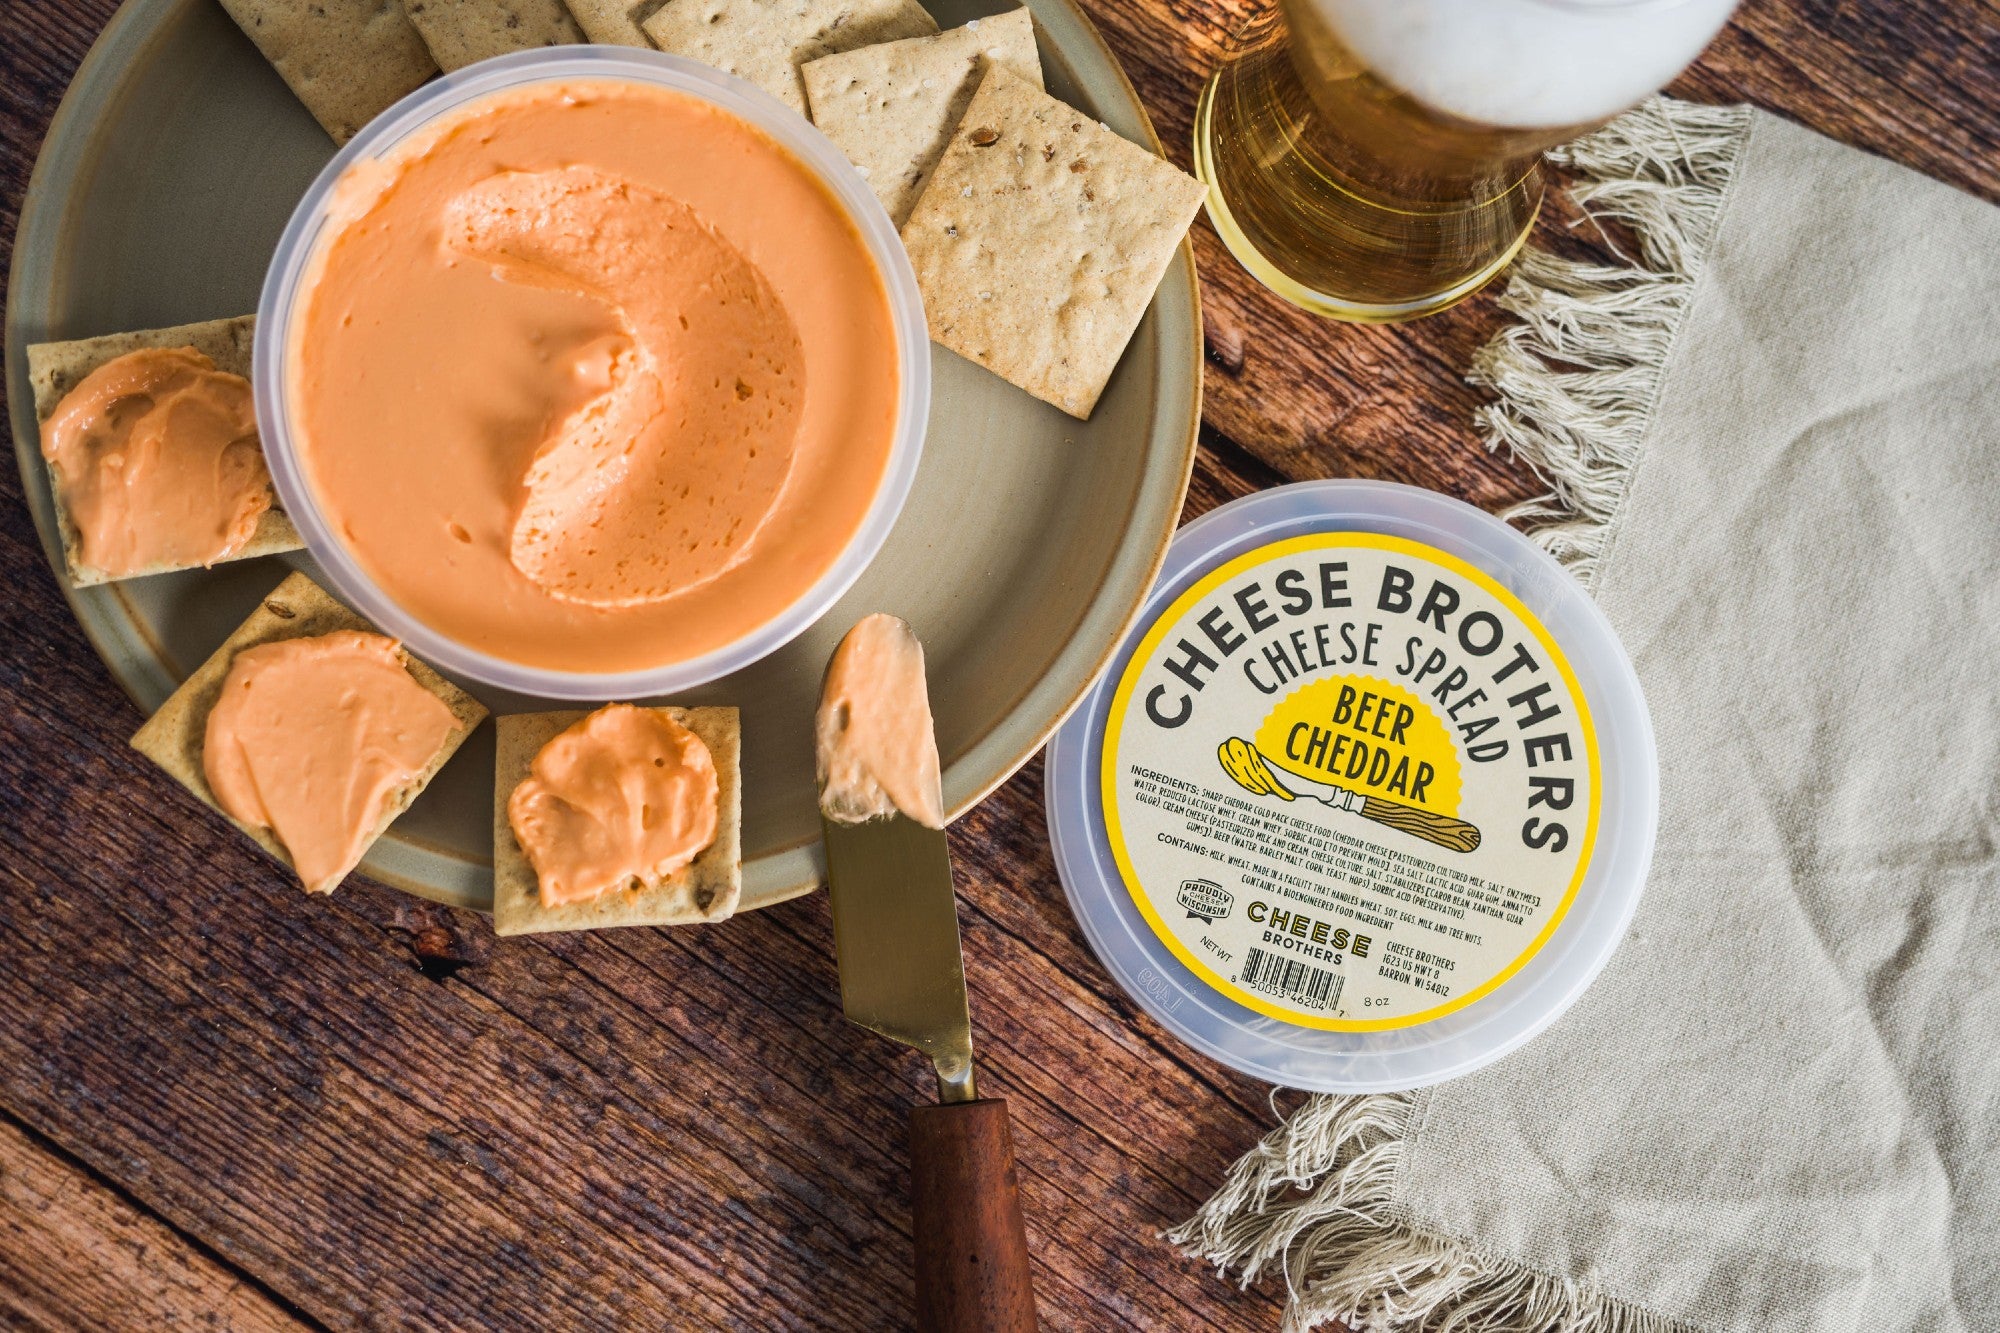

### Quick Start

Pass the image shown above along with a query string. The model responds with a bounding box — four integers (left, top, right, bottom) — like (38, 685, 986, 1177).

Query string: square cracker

(492, 708, 743, 935)
(218, 0, 438, 144)
(642, 0, 939, 116)
(557, 0, 655, 45)
(130, 571, 487, 895)
(899, 64, 1205, 419)
(26, 316, 304, 588)
(803, 7, 1040, 226)
(403, 0, 584, 72)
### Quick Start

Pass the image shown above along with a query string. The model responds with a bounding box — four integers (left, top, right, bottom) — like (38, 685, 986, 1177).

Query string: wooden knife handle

(910, 1098, 1038, 1333)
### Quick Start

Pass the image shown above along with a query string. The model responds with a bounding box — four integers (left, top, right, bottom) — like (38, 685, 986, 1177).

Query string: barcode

(1240, 948, 1344, 1011)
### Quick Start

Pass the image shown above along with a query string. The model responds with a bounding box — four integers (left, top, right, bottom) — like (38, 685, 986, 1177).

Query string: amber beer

(1194, 0, 1737, 321)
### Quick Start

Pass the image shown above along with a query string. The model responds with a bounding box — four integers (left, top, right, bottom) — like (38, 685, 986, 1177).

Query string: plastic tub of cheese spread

(256, 48, 929, 700)
(1045, 481, 1657, 1092)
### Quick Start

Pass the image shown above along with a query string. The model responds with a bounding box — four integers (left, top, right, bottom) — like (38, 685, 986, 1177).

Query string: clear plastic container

(254, 48, 931, 699)
(1045, 481, 1657, 1091)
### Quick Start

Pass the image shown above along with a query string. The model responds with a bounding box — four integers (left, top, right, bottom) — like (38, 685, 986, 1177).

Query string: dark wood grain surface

(2, 0, 1996, 1328)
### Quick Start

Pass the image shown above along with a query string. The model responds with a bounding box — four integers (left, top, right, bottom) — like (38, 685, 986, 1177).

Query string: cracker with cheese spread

(27, 316, 303, 587)
(899, 64, 1205, 419)
(642, 0, 939, 116)
(803, 7, 1041, 226)
(131, 572, 486, 894)
(492, 707, 743, 935)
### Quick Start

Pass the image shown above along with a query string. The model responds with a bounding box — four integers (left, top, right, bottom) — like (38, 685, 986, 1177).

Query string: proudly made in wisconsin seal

(1177, 877, 1234, 923)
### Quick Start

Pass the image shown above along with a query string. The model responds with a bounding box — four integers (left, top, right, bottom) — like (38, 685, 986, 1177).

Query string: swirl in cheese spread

(41, 347, 270, 577)
(291, 81, 899, 672)
(203, 631, 458, 893)
(444, 166, 805, 608)
(815, 613, 944, 829)
(507, 704, 720, 906)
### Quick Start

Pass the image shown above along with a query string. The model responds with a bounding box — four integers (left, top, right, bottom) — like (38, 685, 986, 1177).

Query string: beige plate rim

(4, 0, 1201, 913)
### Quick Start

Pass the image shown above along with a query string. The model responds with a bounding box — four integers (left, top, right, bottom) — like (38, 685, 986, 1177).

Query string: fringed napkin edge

(1477, 97, 1757, 587)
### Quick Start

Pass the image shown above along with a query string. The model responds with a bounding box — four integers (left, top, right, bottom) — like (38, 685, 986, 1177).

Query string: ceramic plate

(4, 0, 1200, 912)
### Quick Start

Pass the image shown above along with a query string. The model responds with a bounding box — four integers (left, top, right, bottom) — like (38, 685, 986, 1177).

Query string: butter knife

(818, 623, 1037, 1333)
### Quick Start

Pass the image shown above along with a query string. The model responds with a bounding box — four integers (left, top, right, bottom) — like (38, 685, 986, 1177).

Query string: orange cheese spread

(508, 704, 720, 906)
(41, 347, 271, 577)
(815, 613, 944, 829)
(291, 80, 900, 671)
(204, 631, 458, 893)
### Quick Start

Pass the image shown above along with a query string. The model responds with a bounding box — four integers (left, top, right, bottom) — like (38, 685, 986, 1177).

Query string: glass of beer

(1194, 0, 1738, 321)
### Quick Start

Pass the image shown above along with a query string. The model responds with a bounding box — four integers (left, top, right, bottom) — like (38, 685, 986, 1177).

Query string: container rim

(254, 47, 931, 700)
(1044, 480, 1659, 1092)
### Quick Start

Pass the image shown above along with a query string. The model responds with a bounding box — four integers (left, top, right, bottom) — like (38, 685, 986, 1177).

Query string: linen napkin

(1171, 97, 2000, 1333)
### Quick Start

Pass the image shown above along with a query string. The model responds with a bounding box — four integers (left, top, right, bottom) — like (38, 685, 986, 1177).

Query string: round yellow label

(1100, 533, 1602, 1031)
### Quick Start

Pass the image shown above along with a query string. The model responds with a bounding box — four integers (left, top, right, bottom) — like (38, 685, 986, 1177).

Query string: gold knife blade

(819, 811, 976, 1102)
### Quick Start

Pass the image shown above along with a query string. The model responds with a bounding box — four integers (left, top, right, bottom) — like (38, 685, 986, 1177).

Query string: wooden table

(2, 1, 1994, 1327)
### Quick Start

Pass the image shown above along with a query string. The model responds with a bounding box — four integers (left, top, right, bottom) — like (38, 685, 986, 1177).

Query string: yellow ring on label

(1099, 532, 1603, 1032)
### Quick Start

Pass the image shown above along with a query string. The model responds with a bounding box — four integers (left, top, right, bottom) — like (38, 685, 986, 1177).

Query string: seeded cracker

(802, 8, 1041, 226)
(642, 0, 939, 116)
(403, 0, 584, 72)
(217, 0, 437, 144)
(26, 316, 303, 587)
(492, 709, 743, 935)
(130, 572, 487, 895)
(558, 0, 653, 44)
(899, 65, 1204, 419)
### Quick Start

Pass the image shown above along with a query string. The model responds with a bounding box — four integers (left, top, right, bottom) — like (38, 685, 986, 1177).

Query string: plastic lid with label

(1044, 481, 1657, 1091)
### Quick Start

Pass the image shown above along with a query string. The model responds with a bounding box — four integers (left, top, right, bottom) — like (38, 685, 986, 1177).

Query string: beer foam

(1313, 0, 1736, 130)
